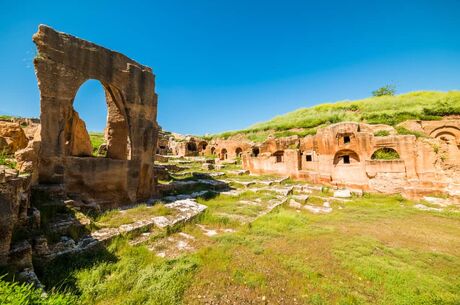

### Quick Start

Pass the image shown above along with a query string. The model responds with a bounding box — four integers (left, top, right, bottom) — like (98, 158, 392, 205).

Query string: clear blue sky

(0, 0, 459, 135)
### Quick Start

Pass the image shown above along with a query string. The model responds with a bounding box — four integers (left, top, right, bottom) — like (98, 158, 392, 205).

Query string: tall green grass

(75, 240, 199, 305)
(89, 132, 105, 156)
(0, 276, 77, 305)
(211, 91, 460, 140)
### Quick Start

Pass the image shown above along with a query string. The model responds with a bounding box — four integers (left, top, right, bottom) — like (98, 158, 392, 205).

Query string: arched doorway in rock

(371, 148, 400, 160)
(210, 147, 216, 156)
(333, 149, 360, 165)
(220, 148, 228, 160)
(273, 150, 284, 163)
(251, 147, 260, 157)
(187, 142, 197, 153)
(431, 127, 460, 164)
(332, 149, 365, 185)
(71, 79, 131, 160)
(431, 126, 460, 149)
(235, 147, 243, 158)
(198, 141, 208, 155)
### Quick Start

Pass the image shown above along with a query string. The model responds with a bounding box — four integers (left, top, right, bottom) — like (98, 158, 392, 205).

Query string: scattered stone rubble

(33, 199, 207, 263)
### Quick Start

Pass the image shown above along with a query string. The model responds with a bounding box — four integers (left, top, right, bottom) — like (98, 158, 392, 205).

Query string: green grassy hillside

(211, 91, 460, 142)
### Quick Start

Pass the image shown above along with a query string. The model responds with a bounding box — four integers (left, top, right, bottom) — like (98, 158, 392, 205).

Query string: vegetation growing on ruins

(395, 126, 426, 138)
(211, 91, 460, 142)
(371, 148, 400, 160)
(0, 150, 16, 169)
(373, 130, 390, 137)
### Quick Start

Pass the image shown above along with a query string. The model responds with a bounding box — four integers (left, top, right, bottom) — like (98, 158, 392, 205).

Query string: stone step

(41, 199, 207, 261)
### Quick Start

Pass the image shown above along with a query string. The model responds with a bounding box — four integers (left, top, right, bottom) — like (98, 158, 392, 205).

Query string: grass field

(89, 132, 105, 156)
(14, 194, 459, 305)
(2, 159, 460, 305)
(210, 91, 460, 142)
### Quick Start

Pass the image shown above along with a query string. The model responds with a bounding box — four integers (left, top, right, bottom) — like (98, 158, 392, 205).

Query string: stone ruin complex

(242, 120, 460, 198)
(158, 119, 460, 199)
(0, 25, 159, 279)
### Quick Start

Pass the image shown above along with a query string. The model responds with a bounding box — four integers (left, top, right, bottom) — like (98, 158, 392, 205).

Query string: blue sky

(0, 0, 459, 134)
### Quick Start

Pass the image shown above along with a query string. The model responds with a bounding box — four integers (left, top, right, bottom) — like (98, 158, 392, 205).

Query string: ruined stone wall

(206, 138, 253, 160)
(243, 121, 460, 198)
(0, 168, 34, 268)
(33, 25, 158, 207)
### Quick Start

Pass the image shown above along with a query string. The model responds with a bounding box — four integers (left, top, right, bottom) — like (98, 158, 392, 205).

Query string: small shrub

(374, 130, 390, 137)
(395, 126, 426, 138)
(0, 150, 16, 169)
(372, 85, 396, 97)
(371, 148, 400, 160)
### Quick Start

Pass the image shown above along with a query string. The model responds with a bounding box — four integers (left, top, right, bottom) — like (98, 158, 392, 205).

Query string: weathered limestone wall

(207, 138, 253, 160)
(243, 149, 300, 176)
(0, 168, 32, 267)
(243, 121, 460, 198)
(0, 122, 28, 153)
(33, 25, 158, 207)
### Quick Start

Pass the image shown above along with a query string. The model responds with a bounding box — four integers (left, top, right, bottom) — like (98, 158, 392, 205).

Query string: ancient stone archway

(430, 126, 460, 139)
(252, 147, 260, 157)
(220, 148, 228, 160)
(333, 149, 360, 165)
(187, 142, 197, 153)
(33, 25, 158, 207)
(235, 147, 243, 158)
(71, 79, 133, 160)
(371, 148, 400, 160)
(210, 147, 216, 155)
(198, 141, 208, 155)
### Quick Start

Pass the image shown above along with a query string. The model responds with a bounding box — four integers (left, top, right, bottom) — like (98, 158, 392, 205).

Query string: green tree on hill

(372, 85, 396, 97)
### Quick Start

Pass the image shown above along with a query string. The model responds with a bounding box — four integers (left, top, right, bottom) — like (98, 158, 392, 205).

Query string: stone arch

(251, 147, 260, 157)
(430, 127, 460, 150)
(33, 25, 158, 205)
(333, 149, 360, 165)
(371, 148, 400, 160)
(235, 147, 243, 158)
(187, 141, 197, 152)
(210, 147, 216, 155)
(435, 131, 458, 145)
(220, 148, 228, 160)
(198, 141, 208, 155)
(430, 126, 460, 141)
(70, 79, 132, 160)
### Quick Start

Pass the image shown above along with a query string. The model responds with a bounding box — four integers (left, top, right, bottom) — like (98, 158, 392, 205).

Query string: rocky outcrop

(15, 125, 41, 184)
(68, 110, 92, 157)
(0, 122, 28, 153)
